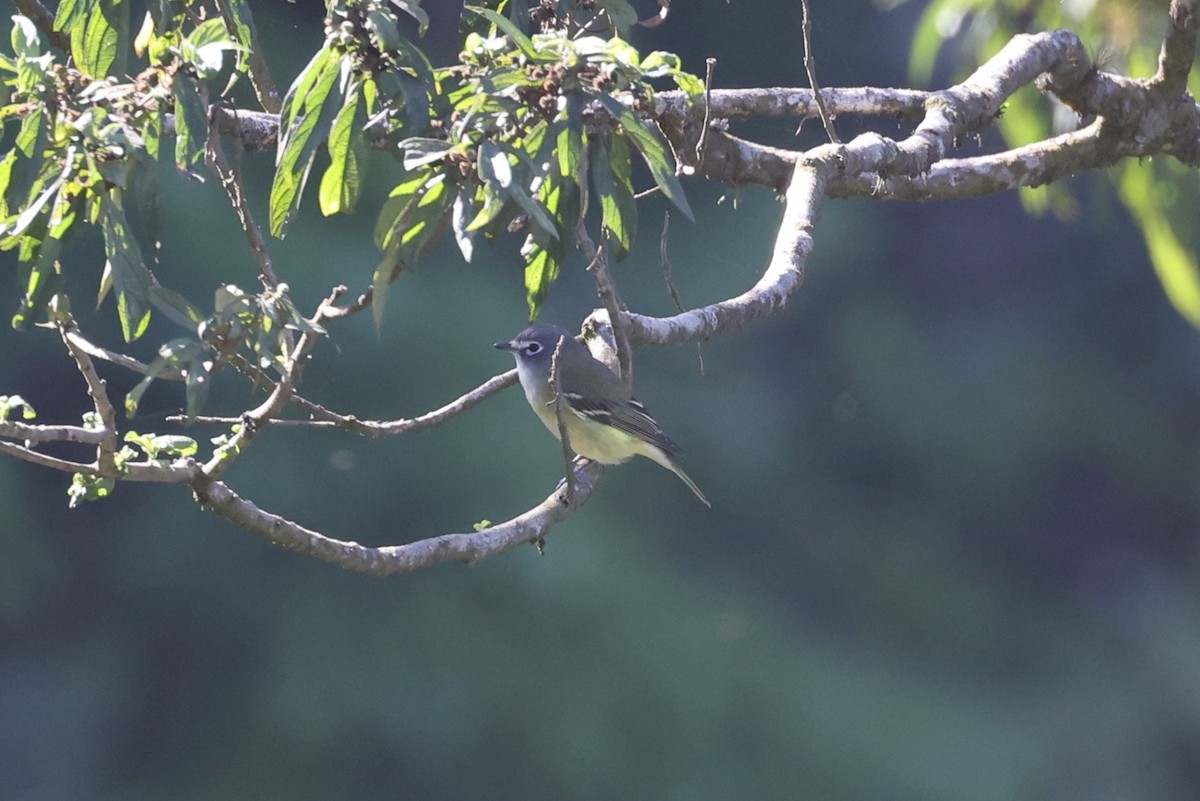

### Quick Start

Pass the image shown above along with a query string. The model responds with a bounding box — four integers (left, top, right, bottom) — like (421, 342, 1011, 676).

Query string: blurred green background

(4, 1, 1200, 799)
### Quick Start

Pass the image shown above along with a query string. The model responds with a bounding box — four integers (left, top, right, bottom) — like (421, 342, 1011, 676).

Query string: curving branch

(7, 2, 1200, 576)
(192, 461, 605, 576)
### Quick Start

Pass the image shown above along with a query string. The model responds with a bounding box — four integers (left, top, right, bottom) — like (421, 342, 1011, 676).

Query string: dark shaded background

(3, 1, 1200, 799)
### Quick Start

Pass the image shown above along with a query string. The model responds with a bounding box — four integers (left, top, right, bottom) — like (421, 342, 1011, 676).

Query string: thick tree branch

(193, 461, 604, 575)
(0, 421, 108, 446)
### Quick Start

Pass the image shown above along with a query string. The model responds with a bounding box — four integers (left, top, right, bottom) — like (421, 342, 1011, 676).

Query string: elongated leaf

(371, 174, 454, 330)
(477, 139, 514, 188)
(390, 0, 430, 34)
(591, 134, 635, 259)
(276, 45, 335, 158)
(1, 109, 48, 220)
(171, 73, 207, 171)
(400, 137, 454, 170)
(452, 185, 477, 261)
(465, 179, 509, 232)
(11, 232, 62, 331)
(270, 51, 344, 235)
(101, 198, 153, 341)
(74, 0, 129, 79)
(595, 92, 693, 221)
(319, 79, 367, 216)
(523, 241, 557, 322)
(54, 0, 91, 35)
(463, 6, 542, 60)
(125, 338, 197, 418)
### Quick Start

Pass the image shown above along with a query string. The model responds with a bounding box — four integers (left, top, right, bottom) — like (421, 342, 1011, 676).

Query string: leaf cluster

(899, 0, 1200, 328)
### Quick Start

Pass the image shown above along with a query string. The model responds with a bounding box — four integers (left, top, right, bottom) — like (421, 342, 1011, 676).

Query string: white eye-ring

(524, 342, 543, 356)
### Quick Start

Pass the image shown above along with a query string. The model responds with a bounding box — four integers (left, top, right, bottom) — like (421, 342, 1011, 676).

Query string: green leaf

(523, 240, 558, 321)
(1120, 160, 1200, 329)
(270, 47, 343, 236)
(11, 14, 42, 57)
(182, 17, 241, 79)
(101, 197, 153, 342)
(74, 0, 129, 79)
(125, 338, 197, 418)
(171, 73, 207, 171)
(452, 184, 478, 261)
(391, 0, 430, 34)
(399, 137, 454, 170)
(319, 79, 367, 216)
(596, 0, 638, 34)
(591, 134, 635, 259)
(907, 0, 954, 86)
(371, 172, 454, 330)
(463, 6, 541, 60)
(11, 231, 62, 331)
(477, 139, 514, 188)
(68, 473, 115, 507)
(595, 93, 692, 221)
(0, 395, 37, 421)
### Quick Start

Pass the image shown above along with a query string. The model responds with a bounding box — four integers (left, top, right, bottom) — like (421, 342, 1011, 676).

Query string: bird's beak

(494, 339, 517, 352)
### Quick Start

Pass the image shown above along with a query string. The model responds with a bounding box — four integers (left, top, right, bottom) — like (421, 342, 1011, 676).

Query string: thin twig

(205, 107, 280, 288)
(576, 222, 632, 388)
(0, 439, 97, 473)
(197, 288, 340, 481)
(169, 369, 520, 437)
(800, 0, 840, 143)
(549, 335, 576, 504)
(658, 211, 704, 374)
(695, 58, 717, 166)
(214, 0, 283, 113)
(60, 320, 118, 472)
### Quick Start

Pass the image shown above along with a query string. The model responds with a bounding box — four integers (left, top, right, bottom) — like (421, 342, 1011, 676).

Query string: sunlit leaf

(591, 134, 635, 259)
(595, 93, 693, 221)
(101, 197, 153, 342)
(319, 79, 367, 216)
(463, 6, 542, 60)
(270, 47, 343, 235)
(171, 73, 207, 171)
(74, 0, 129, 79)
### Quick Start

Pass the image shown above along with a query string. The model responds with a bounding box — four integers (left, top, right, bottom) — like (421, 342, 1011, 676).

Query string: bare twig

(0, 439, 98, 474)
(206, 108, 280, 288)
(658, 212, 704, 374)
(549, 335, 577, 504)
(214, 0, 283, 113)
(60, 321, 118, 473)
(695, 58, 718, 166)
(170, 369, 520, 437)
(197, 289, 340, 481)
(799, 0, 840, 143)
(1151, 0, 1200, 96)
(576, 223, 632, 387)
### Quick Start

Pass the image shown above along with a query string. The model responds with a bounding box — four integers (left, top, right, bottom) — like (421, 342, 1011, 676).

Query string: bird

(495, 323, 710, 506)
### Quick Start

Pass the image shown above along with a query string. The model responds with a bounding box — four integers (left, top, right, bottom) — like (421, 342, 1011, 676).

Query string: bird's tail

(665, 459, 711, 508)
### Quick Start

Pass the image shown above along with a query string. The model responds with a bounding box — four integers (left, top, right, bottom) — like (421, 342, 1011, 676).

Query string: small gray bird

(496, 324, 710, 506)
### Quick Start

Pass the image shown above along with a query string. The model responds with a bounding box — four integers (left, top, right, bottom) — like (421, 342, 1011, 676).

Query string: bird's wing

(563, 394, 681, 458)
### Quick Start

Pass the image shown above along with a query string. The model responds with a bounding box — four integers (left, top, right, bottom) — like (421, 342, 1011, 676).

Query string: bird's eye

(523, 342, 543, 356)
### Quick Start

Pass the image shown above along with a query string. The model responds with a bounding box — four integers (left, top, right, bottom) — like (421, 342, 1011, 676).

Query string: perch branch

(192, 460, 605, 576)
(549, 335, 577, 503)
